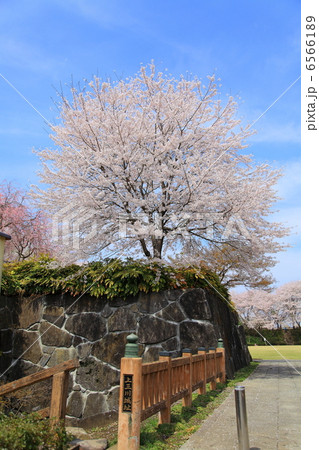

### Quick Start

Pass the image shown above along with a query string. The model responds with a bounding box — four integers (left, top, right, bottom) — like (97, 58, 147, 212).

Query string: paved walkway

(180, 360, 301, 450)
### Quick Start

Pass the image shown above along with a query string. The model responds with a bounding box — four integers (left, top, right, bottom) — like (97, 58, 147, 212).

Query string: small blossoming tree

(232, 281, 301, 329)
(0, 181, 53, 261)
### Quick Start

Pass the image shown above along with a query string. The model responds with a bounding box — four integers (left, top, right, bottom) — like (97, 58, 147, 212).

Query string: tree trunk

(152, 237, 164, 259)
(139, 239, 151, 258)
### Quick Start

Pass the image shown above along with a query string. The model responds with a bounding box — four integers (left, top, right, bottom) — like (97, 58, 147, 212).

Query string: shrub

(245, 327, 301, 345)
(2, 256, 229, 304)
(0, 412, 72, 449)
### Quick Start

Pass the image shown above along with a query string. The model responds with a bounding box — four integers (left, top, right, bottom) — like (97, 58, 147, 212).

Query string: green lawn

(248, 345, 301, 360)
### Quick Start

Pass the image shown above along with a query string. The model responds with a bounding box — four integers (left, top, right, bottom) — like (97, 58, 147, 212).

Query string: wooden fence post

(158, 351, 171, 424)
(208, 347, 216, 390)
(49, 371, 69, 424)
(118, 334, 142, 450)
(217, 338, 226, 383)
(198, 347, 207, 395)
(182, 349, 192, 407)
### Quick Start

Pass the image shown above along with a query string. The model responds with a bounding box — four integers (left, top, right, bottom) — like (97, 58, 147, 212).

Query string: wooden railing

(0, 359, 79, 423)
(117, 335, 226, 449)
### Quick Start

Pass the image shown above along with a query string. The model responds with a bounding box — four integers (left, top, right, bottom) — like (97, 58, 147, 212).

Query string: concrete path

(179, 360, 301, 450)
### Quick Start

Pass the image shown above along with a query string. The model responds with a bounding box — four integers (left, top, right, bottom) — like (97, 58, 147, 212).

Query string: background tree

(33, 63, 289, 279)
(0, 181, 53, 261)
(275, 281, 301, 328)
(232, 280, 301, 329)
(231, 289, 274, 329)
(171, 242, 277, 289)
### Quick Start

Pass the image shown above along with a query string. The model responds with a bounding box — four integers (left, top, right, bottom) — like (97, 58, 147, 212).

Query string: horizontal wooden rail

(0, 359, 79, 396)
(142, 361, 168, 375)
(0, 359, 79, 422)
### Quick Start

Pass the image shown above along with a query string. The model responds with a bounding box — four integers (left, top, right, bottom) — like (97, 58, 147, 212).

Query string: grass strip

(139, 362, 258, 449)
(248, 345, 301, 360)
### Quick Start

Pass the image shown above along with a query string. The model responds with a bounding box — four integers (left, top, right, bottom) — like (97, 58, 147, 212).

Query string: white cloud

(248, 122, 301, 144)
(275, 159, 301, 200)
(54, 0, 140, 31)
(0, 36, 63, 74)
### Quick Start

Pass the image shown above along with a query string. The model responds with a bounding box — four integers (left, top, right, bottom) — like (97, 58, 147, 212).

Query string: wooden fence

(0, 359, 79, 423)
(118, 335, 226, 449)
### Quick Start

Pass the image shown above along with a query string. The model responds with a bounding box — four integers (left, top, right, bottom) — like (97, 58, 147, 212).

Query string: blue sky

(0, 0, 301, 288)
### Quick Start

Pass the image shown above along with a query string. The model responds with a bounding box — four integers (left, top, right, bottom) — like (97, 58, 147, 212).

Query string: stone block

(138, 316, 177, 343)
(17, 297, 43, 329)
(46, 347, 77, 367)
(76, 342, 93, 359)
(73, 335, 87, 347)
(0, 353, 12, 375)
(12, 330, 43, 364)
(65, 427, 89, 440)
(64, 295, 108, 314)
(38, 354, 51, 367)
(156, 302, 186, 322)
(143, 346, 162, 362)
(0, 328, 13, 352)
(164, 289, 184, 302)
(108, 307, 136, 332)
(92, 333, 129, 368)
(108, 296, 136, 307)
(42, 345, 55, 354)
(9, 359, 38, 380)
(40, 321, 72, 347)
(161, 337, 179, 353)
(83, 392, 107, 418)
(180, 321, 217, 351)
(180, 288, 212, 320)
(76, 358, 119, 391)
(65, 313, 107, 341)
(69, 438, 108, 450)
(100, 303, 113, 318)
(67, 391, 85, 418)
(138, 291, 168, 313)
(0, 295, 8, 309)
(43, 305, 65, 327)
(0, 307, 12, 330)
(105, 386, 120, 412)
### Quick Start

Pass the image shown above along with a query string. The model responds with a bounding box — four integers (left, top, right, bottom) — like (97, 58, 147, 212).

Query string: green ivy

(1, 256, 230, 305)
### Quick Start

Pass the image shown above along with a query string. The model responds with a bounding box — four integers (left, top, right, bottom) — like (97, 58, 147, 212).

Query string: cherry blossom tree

(275, 281, 301, 328)
(231, 289, 275, 329)
(33, 63, 289, 274)
(171, 241, 277, 289)
(0, 181, 53, 261)
(232, 281, 301, 329)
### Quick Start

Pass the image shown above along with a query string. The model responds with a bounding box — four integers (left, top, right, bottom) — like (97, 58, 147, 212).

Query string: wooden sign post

(118, 334, 142, 450)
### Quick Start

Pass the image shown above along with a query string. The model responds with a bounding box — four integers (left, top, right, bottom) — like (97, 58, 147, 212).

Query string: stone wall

(0, 288, 251, 427)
